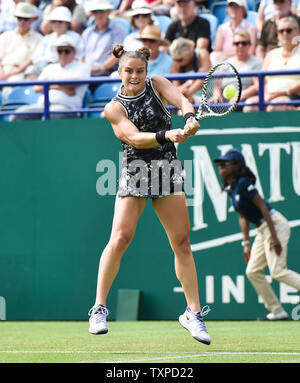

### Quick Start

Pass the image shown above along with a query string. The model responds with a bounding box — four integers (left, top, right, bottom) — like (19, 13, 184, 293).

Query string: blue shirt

(228, 177, 272, 224)
(81, 20, 126, 73)
(148, 52, 172, 77)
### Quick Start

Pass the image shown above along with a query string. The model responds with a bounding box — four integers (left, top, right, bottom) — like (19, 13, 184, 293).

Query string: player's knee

(110, 231, 133, 253)
(172, 234, 191, 254)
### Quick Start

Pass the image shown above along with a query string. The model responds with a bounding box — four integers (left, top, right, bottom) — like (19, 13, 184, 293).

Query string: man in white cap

(0, 2, 42, 98)
(11, 34, 90, 121)
(32, 6, 84, 74)
(82, 0, 127, 78)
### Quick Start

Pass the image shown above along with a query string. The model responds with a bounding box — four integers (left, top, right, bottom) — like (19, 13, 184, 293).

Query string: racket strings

(205, 64, 240, 115)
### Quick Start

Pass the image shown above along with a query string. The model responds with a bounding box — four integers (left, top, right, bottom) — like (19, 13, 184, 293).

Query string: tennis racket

(187, 62, 241, 128)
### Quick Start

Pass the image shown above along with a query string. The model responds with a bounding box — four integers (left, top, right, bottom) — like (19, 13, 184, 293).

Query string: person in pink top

(210, 0, 257, 65)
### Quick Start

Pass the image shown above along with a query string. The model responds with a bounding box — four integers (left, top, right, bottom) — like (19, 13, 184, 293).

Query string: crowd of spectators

(0, 0, 299, 119)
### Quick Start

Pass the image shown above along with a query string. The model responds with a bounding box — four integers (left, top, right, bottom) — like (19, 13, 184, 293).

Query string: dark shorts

(118, 158, 185, 199)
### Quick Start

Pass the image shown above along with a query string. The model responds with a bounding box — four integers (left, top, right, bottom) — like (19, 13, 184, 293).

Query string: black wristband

(155, 130, 168, 145)
(184, 112, 195, 124)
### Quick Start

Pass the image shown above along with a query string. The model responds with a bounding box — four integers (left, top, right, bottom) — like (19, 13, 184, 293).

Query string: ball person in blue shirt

(214, 149, 300, 320)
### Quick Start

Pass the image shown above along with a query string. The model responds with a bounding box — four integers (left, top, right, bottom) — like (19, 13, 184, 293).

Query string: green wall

(0, 111, 300, 320)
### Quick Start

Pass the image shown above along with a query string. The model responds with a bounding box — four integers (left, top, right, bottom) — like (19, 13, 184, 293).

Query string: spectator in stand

(112, 0, 166, 16)
(256, 0, 299, 32)
(81, 0, 126, 79)
(164, 0, 211, 52)
(244, 17, 300, 112)
(0, 2, 42, 99)
(31, 6, 83, 75)
(137, 25, 172, 75)
(256, 0, 300, 60)
(11, 34, 90, 120)
(0, 0, 23, 33)
(123, 0, 154, 51)
(152, 0, 175, 16)
(297, 0, 300, 16)
(226, 30, 262, 109)
(40, 0, 87, 34)
(210, 0, 257, 65)
(169, 37, 211, 105)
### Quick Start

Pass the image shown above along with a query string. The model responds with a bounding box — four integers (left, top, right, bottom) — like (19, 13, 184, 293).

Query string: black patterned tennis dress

(113, 78, 185, 199)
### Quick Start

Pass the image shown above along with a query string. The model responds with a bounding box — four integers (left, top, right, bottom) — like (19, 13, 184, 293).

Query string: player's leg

(95, 195, 147, 306)
(152, 192, 211, 344)
(153, 192, 200, 311)
(89, 195, 147, 334)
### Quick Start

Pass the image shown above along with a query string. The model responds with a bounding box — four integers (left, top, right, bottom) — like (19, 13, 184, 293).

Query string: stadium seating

(0, 86, 40, 121)
(153, 15, 172, 35)
(199, 13, 219, 43)
(110, 17, 132, 35)
(88, 82, 121, 118)
(211, 1, 227, 24)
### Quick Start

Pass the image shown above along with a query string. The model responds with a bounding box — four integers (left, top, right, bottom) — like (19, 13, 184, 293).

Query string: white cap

(227, 0, 248, 12)
(85, 0, 115, 12)
(127, 0, 153, 17)
(14, 2, 37, 18)
(46, 6, 72, 22)
(55, 34, 77, 49)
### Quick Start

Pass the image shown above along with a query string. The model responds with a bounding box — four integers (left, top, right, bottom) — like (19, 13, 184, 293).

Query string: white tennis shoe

(88, 304, 109, 334)
(179, 306, 211, 345)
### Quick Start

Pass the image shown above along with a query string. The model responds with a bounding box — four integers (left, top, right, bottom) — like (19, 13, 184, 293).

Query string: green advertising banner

(0, 111, 300, 321)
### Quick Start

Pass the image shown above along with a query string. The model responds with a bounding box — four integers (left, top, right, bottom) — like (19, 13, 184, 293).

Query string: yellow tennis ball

(223, 84, 236, 99)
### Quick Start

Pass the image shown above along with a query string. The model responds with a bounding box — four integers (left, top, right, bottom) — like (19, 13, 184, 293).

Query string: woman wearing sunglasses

(226, 30, 262, 108)
(244, 16, 300, 112)
(123, 0, 154, 51)
(214, 149, 300, 320)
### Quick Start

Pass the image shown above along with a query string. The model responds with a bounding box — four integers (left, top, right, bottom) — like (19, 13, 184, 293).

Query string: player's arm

(251, 194, 282, 256)
(104, 101, 188, 148)
(238, 213, 251, 264)
(151, 75, 199, 136)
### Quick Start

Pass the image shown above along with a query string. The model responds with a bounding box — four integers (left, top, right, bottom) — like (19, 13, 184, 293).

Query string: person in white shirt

(0, 2, 42, 99)
(11, 33, 91, 120)
(31, 6, 83, 75)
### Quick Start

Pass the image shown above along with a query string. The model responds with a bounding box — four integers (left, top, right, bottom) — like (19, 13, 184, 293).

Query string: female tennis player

(88, 44, 211, 345)
(214, 149, 300, 320)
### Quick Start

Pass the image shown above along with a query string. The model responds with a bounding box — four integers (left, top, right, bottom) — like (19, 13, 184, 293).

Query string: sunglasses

(233, 41, 251, 46)
(57, 48, 73, 55)
(133, 14, 150, 18)
(278, 28, 295, 34)
(217, 161, 236, 168)
(17, 17, 31, 21)
(173, 57, 185, 62)
(140, 38, 157, 43)
(274, 0, 287, 3)
(92, 9, 108, 14)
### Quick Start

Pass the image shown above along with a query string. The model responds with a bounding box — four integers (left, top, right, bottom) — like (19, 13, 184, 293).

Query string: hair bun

(138, 47, 151, 61)
(113, 44, 125, 59)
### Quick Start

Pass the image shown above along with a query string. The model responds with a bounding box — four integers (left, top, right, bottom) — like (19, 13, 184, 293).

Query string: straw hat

(14, 2, 37, 18)
(137, 25, 170, 46)
(46, 6, 72, 22)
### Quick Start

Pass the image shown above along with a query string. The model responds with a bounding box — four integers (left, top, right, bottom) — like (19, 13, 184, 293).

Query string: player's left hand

(183, 117, 200, 136)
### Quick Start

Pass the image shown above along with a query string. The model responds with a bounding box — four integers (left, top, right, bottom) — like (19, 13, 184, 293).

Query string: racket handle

(192, 117, 198, 126)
